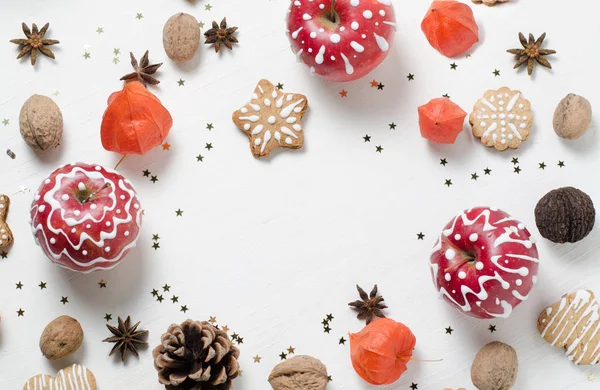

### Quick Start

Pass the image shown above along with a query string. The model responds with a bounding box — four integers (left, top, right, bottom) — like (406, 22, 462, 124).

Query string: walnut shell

(268, 355, 329, 390)
(162, 13, 200, 62)
(553, 94, 592, 140)
(535, 187, 595, 243)
(471, 341, 518, 390)
(39, 315, 84, 360)
(19, 94, 63, 151)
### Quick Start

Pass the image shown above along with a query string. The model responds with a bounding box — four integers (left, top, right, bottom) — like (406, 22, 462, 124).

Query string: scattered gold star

(287, 346, 295, 354)
(222, 325, 230, 332)
(209, 316, 217, 324)
(588, 373, 595, 382)
(253, 355, 262, 363)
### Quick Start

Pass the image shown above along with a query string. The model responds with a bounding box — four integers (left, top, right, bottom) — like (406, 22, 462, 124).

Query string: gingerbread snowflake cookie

(538, 289, 600, 365)
(470, 87, 533, 151)
(233, 79, 307, 158)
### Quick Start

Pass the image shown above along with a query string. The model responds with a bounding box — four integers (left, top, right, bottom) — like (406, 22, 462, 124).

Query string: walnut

(535, 187, 595, 243)
(553, 94, 592, 140)
(162, 13, 200, 62)
(39, 315, 84, 360)
(19, 94, 63, 150)
(471, 341, 518, 390)
(268, 355, 329, 390)
(472, 0, 509, 5)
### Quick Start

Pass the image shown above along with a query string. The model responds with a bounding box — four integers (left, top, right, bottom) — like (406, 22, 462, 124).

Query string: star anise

(103, 316, 149, 361)
(10, 22, 59, 66)
(204, 18, 238, 53)
(120, 50, 163, 86)
(507, 32, 556, 76)
(348, 284, 387, 324)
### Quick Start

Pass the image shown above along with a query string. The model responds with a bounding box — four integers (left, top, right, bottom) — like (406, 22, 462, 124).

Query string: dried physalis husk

(19, 94, 63, 151)
(268, 355, 329, 390)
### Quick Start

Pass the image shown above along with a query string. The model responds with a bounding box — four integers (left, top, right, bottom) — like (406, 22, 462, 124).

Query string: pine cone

(153, 320, 240, 390)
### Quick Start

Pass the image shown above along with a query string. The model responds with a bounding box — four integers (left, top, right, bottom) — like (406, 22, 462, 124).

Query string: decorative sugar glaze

(470, 87, 533, 151)
(30, 163, 142, 273)
(430, 207, 539, 319)
(232, 79, 307, 157)
(538, 290, 600, 365)
(25, 365, 94, 390)
(287, 0, 396, 81)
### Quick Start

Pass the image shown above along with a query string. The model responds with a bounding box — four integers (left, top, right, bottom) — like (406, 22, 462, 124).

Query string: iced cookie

(232, 79, 307, 158)
(470, 87, 533, 151)
(538, 290, 600, 365)
(23, 364, 96, 389)
(0, 195, 13, 248)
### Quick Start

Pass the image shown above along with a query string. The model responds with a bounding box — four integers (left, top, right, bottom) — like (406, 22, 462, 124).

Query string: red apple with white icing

(30, 163, 142, 273)
(287, 0, 396, 82)
(430, 207, 539, 319)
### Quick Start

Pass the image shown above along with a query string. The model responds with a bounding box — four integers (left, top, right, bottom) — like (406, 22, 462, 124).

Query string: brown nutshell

(269, 355, 329, 390)
(162, 13, 200, 63)
(535, 187, 595, 243)
(553, 94, 592, 140)
(471, 341, 518, 390)
(39, 315, 84, 360)
(19, 94, 63, 151)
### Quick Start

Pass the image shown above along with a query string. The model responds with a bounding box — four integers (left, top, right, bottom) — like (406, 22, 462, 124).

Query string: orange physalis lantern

(421, 0, 479, 58)
(418, 97, 467, 144)
(101, 81, 173, 155)
(349, 318, 417, 385)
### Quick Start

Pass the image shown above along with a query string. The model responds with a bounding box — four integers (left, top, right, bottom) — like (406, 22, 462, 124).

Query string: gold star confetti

(222, 325, 230, 333)
(287, 346, 295, 354)
(588, 373, 595, 382)
(253, 355, 262, 363)
(209, 316, 217, 324)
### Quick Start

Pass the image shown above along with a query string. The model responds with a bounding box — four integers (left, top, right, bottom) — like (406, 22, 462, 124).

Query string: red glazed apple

(430, 207, 539, 319)
(287, 0, 397, 82)
(30, 163, 143, 273)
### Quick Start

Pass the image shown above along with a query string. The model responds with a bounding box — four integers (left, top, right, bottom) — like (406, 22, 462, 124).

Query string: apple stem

(114, 154, 128, 170)
(328, 0, 337, 23)
(444, 258, 472, 274)
(83, 183, 111, 204)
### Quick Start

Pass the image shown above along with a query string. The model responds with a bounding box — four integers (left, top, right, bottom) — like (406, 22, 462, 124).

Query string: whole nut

(19, 94, 63, 150)
(39, 315, 84, 360)
(553, 94, 592, 140)
(471, 341, 518, 390)
(535, 186, 595, 243)
(162, 13, 200, 62)
(268, 355, 329, 390)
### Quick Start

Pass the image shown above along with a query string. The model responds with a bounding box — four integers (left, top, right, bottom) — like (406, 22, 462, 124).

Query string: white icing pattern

(25, 364, 94, 390)
(30, 163, 143, 273)
(471, 87, 533, 150)
(539, 290, 600, 365)
(233, 80, 307, 157)
(0, 194, 13, 248)
(430, 207, 539, 319)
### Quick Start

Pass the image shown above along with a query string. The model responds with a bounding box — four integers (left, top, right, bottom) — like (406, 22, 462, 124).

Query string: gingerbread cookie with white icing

(470, 87, 533, 151)
(0, 194, 14, 248)
(232, 79, 307, 158)
(538, 289, 600, 365)
(23, 364, 96, 390)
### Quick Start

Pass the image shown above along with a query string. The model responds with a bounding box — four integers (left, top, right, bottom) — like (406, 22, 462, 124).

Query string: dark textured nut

(535, 187, 595, 243)
(553, 94, 592, 140)
(39, 315, 84, 360)
(19, 94, 63, 150)
(471, 341, 518, 390)
(162, 13, 200, 62)
(268, 355, 329, 390)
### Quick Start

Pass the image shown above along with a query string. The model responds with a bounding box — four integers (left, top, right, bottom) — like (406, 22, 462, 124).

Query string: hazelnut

(471, 341, 518, 390)
(19, 94, 63, 151)
(162, 13, 200, 62)
(39, 315, 84, 360)
(268, 355, 329, 390)
(553, 94, 592, 140)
